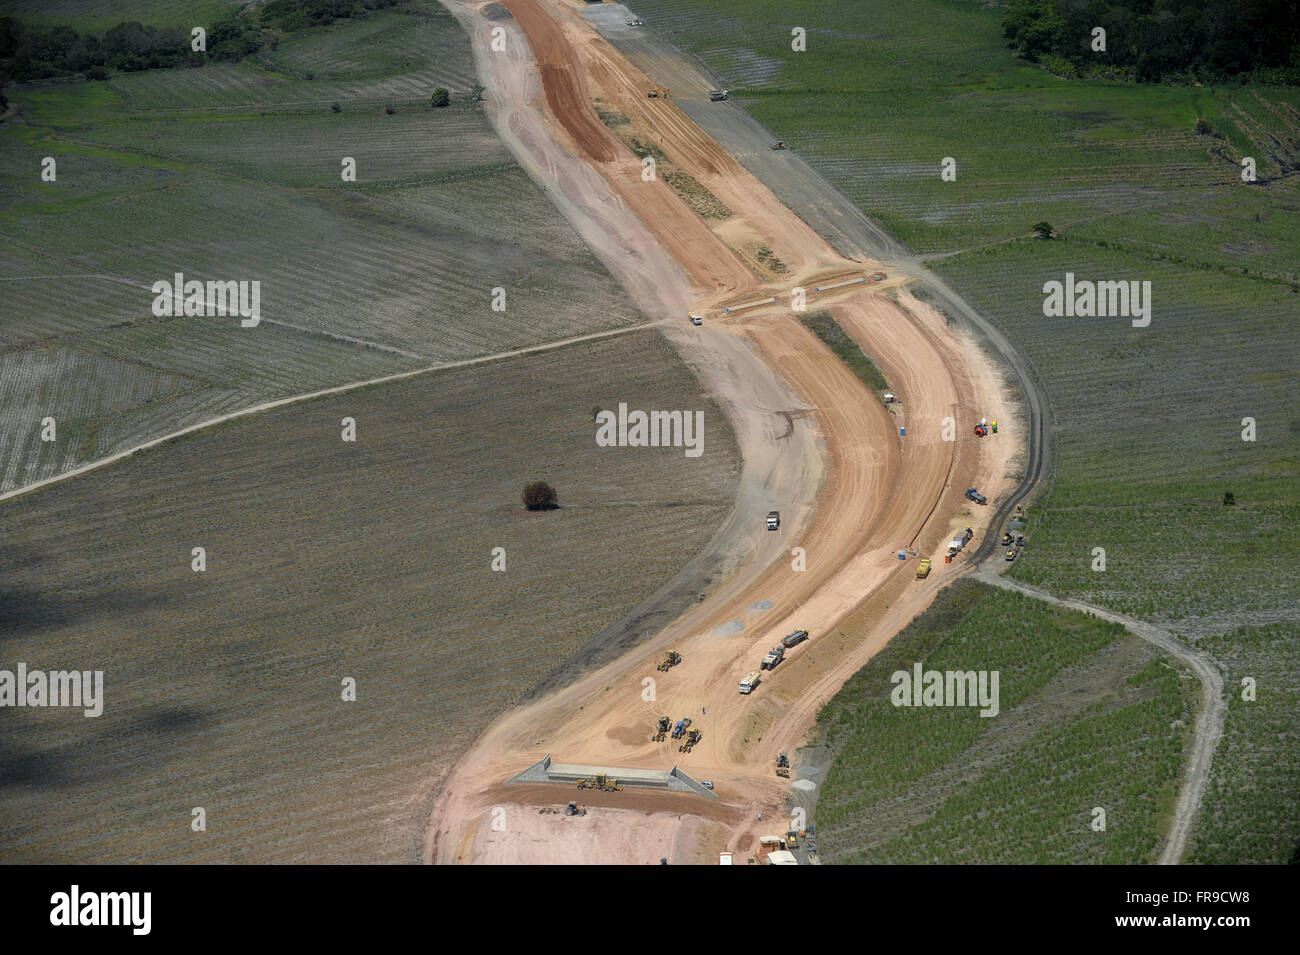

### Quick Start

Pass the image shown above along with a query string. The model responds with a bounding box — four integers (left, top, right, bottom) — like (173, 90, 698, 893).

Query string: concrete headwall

(506, 753, 717, 799)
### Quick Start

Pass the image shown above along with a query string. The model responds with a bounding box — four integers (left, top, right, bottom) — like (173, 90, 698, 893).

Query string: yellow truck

(916, 558, 932, 579)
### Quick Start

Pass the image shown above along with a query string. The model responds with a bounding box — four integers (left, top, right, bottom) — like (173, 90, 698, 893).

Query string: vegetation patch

(662, 168, 732, 219)
(1002, 0, 1300, 84)
(615, 131, 732, 219)
(753, 244, 787, 274)
(798, 309, 888, 396)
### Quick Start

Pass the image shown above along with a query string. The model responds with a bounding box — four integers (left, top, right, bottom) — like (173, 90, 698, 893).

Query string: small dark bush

(523, 481, 558, 511)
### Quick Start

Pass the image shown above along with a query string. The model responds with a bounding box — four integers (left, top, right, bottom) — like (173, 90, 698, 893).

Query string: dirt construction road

(429, 0, 1023, 863)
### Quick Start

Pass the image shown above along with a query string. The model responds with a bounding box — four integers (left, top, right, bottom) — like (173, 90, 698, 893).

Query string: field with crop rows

(97, 9, 481, 114)
(74, 110, 507, 186)
(1009, 502, 1300, 634)
(0, 1, 643, 493)
(0, 329, 740, 863)
(265, 6, 478, 92)
(929, 243, 1300, 502)
(1189, 623, 1300, 864)
(1, 0, 243, 32)
(813, 581, 1193, 864)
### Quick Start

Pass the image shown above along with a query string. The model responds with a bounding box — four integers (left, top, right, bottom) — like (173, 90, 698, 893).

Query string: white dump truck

(766, 510, 780, 531)
(739, 670, 762, 695)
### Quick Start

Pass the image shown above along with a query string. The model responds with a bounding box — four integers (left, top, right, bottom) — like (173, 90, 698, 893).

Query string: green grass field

(0, 1, 642, 493)
(1189, 623, 1300, 864)
(814, 581, 1193, 864)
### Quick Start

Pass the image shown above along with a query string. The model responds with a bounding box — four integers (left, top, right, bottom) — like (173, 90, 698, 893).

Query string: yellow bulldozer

(657, 650, 682, 672)
(680, 728, 703, 753)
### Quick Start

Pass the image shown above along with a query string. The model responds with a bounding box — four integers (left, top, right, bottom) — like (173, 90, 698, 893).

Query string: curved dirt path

(0, 320, 664, 506)
(428, 0, 1019, 864)
(973, 566, 1225, 865)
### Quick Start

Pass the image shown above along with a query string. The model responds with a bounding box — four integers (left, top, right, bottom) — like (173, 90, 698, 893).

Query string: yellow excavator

(647, 86, 670, 99)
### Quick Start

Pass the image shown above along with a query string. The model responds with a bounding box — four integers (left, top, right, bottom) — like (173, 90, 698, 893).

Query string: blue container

(900, 427, 906, 436)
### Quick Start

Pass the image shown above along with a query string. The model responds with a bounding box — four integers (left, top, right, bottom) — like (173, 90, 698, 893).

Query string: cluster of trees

(0, 19, 197, 79)
(1003, 0, 1300, 84)
(0, 0, 403, 84)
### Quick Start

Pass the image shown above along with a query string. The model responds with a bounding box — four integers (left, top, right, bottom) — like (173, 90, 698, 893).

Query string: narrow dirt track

(427, 0, 1019, 863)
(0, 320, 665, 507)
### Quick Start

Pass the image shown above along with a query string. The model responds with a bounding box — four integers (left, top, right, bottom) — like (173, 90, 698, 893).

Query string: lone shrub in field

(1224, 491, 1236, 506)
(331, 102, 341, 113)
(523, 481, 558, 511)
(1032, 221, 1054, 239)
(430, 87, 450, 108)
